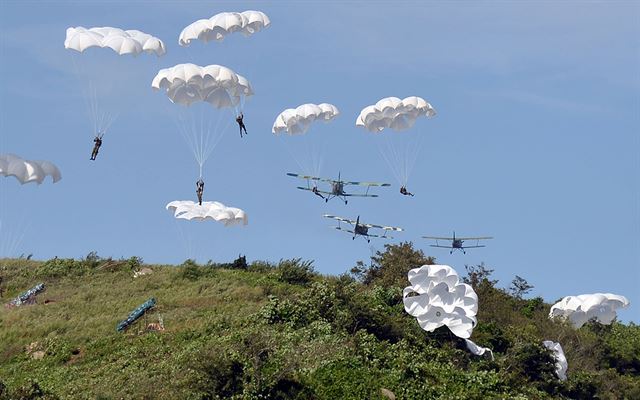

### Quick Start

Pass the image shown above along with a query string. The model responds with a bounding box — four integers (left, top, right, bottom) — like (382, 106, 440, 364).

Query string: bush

(178, 259, 202, 281)
(126, 256, 143, 271)
(193, 349, 244, 398)
(260, 295, 311, 328)
(277, 258, 315, 286)
(521, 297, 544, 319)
(82, 251, 101, 269)
(351, 242, 434, 287)
(38, 258, 85, 278)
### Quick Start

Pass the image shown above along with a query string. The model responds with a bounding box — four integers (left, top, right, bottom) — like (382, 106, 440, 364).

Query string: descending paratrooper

(196, 178, 205, 205)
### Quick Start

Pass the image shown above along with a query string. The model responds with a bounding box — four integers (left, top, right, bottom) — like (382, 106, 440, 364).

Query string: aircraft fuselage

(331, 181, 345, 196)
(355, 224, 369, 236)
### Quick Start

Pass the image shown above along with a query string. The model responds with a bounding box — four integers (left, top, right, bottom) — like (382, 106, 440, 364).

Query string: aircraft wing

(423, 236, 455, 240)
(367, 233, 393, 239)
(429, 244, 454, 249)
(366, 223, 403, 232)
(343, 181, 391, 187)
(459, 245, 486, 248)
(296, 186, 332, 195)
(455, 237, 494, 241)
(323, 214, 357, 225)
(287, 173, 322, 181)
(334, 226, 355, 234)
(343, 193, 379, 198)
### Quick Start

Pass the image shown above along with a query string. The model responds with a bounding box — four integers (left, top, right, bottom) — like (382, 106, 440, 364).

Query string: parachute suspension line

(173, 219, 194, 261)
(309, 145, 324, 179)
(172, 106, 232, 178)
(402, 133, 425, 187)
(280, 138, 308, 176)
(0, 214, 30, 258)
(71, 55, 118, 137)
(377, 137, 404, 186)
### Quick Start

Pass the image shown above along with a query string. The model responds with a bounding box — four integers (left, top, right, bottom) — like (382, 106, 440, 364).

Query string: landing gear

(344, 200, 348, 205)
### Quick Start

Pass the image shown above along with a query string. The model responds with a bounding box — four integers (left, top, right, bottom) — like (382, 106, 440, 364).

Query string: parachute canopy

(403, 264, 478, 339)
(272, 103, 340, 135)
(0, 154, 61, 184)
(464, 339, 494, 360)
(543, 340, 568, 381)
(549, 293, 630, 328)
(179, 10, 271, 46)
(65, 27, 166, 56)
(166, 200, 248, 226)
(152, 64, 253, 108)
(356, 96, 436, 132)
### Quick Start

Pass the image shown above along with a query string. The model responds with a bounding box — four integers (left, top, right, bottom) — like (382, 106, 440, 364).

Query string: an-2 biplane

(324, 214, 403, 243)
(422, 232, 493, 254)
(287, 172, 390, 204)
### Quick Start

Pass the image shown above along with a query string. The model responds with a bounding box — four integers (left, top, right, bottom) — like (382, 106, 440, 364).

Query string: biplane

(287, 172, 390, 204)
(324, 214, 403, 243)
(422, 232, 493, 254)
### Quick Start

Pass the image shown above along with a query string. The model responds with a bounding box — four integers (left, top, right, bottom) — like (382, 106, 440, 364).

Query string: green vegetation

(0, 244, 638, 399)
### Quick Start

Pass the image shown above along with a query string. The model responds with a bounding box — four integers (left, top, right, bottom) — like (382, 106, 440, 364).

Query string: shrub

(126, 256, 143, 271)
(193, 349, 244, 398)
(178, 259, 202, 281)
(521, 297, 544, 318)
(260, 295, 311, 328)
(38, 258, 84, 278)
(351, 242, 434, 287)
(277, 258, 315, 286)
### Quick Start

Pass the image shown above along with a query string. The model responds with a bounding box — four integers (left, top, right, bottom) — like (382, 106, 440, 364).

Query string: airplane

(324, 214, 403, 243)
(422, 232, 493, 254)
(287, 172, 390, 204)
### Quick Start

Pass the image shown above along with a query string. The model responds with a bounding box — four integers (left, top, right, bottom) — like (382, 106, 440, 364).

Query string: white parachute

(179, 10, 271, 46)
(152, 64, 253, 177)
(272, 103, 340, 135)
(549, 293, 630, 328)
(356, 96, 436, 133)
(65, 27, 166, 56)
(464, 339, 494, 360)
(403, 264, 478, 339)
(64, 26, 165, 138)
(166, 201, 247, 226)
(0, 154, 61, 185)
(152, 63, 253, 108)
(543, 340, 568, 381)
(356, 96, 436, 188)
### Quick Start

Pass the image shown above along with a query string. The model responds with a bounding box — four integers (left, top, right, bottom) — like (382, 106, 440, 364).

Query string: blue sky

(1, 1, 638, 322)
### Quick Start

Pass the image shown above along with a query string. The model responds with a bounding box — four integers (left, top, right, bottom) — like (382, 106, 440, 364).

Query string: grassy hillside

(0, 244, 638, 399)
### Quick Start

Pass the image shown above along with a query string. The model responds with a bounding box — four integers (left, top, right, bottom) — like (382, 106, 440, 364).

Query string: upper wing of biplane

(287, 173, 322, 181)
(422, 236, 455, 240)
(343, 180, 391, 187)
(318, 177, 390, 187)
(365, 223, 403, 232)
(454, 236, 493, 241)
(323, 214, 357, 225)
(343, 193, 379, 198)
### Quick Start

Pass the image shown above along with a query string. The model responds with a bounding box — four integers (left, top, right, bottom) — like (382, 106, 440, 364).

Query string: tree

(351, 242, 435, 287)
(463, 263, 498, 289)
(509, 275, 534, 299)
